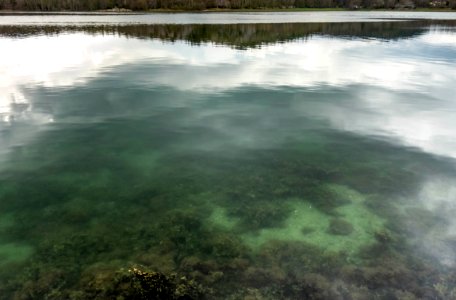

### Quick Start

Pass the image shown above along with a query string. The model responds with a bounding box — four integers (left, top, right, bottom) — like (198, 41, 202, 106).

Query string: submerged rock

(229, 200, 292, 230)
(110, 268, 176, 299)
(80, 266, 205, 300)
(305, 185, 351, 216)
(327, 218, 354, 236)
(301, 226, 316, 235)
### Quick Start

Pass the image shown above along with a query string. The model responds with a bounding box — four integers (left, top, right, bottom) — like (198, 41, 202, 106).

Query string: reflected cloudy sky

(1, 28, 456, 160)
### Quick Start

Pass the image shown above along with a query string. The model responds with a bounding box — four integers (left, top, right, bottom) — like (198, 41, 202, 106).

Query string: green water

(1, 18, 456, 299)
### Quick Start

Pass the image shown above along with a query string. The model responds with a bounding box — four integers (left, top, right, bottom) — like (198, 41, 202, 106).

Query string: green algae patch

(0, 214, 15, 230)
(0, 215, 32, 266)
(240, 185, 385, 256)
(208, 206, 239, 230)
(123, 152, 162, 177)
(0, 242, 33, 266)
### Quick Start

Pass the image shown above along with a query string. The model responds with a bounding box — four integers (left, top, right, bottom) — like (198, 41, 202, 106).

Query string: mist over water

(1, 17, 456, 299)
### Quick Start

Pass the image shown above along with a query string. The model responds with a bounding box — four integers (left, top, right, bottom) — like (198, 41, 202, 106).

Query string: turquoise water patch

(0, 214, 15, 230)
(0, 242, 33, 266)
(208, 206, 240, 230)
(0, 214, 32, 267)
(209, 184, 385, 257)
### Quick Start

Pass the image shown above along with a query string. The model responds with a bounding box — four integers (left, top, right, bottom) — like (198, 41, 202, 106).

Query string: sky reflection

(1, 28, 456, 160)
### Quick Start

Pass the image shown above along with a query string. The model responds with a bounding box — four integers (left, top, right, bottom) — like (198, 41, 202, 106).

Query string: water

(1, 14, 456, 299)
(1, 11, 456, 25)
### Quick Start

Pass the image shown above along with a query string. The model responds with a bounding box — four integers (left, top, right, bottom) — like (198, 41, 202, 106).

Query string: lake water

(1, 13, 456, 299)
(2, 11, 456, 25)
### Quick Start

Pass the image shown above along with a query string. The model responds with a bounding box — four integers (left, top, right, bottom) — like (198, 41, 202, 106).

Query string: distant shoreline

(0, 8, 455, 14)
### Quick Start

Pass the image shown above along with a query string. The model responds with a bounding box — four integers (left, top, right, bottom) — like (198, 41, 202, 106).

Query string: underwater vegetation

(1, 34, 456, 298)
(0, 116, 455, 299)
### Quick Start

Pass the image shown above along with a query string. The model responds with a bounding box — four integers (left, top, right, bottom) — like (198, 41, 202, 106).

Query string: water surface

(1, 17, 456, 299)
(1, 11, 456, 25)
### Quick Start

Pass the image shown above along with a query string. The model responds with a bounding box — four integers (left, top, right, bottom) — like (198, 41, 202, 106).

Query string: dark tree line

(0, 0, 455, 11)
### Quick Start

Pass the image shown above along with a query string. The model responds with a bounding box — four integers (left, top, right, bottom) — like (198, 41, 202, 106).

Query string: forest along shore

(0, 0, 455, 12)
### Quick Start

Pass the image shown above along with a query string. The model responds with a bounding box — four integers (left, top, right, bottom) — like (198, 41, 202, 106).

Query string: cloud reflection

(1, 29, 456, 160)
(417, 178, 456, 266)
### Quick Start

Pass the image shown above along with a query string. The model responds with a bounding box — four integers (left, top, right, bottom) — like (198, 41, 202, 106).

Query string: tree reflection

(1, 20, 455, 48)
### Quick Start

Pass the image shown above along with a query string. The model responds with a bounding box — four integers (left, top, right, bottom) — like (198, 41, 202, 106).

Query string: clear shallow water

(1, 18, 456, 299)
(1, 11, 456, 25)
